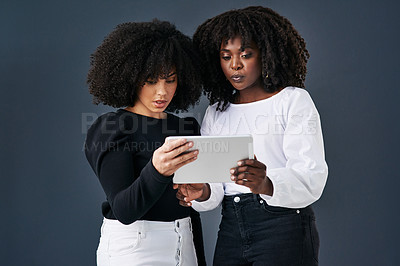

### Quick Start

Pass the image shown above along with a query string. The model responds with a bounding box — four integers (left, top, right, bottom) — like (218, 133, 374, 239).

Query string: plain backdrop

(1, 0, 400, 265)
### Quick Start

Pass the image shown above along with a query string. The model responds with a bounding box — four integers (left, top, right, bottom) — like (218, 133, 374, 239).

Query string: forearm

(99, 152, 171, 224)
(261, 166, 328, 208)
(262, 176, 274, 196)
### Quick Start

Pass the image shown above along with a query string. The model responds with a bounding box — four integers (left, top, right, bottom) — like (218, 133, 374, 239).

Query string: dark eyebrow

(166, 72, 176, 77)
(240, 45, 253, 51)
(220, 46, 254, 53)
(159, 72, 176, 79)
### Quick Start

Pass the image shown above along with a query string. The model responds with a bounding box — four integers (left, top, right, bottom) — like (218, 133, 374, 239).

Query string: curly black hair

(193, 6, 310, 110)
(87, 19, 202, 112)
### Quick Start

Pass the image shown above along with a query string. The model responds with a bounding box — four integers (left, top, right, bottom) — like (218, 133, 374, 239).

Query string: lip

(230, 74, 244, 83)
(153, 100, 168, 108)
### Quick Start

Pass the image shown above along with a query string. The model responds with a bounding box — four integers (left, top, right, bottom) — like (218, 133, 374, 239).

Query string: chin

(232, 85, 245, 91)
(152, 109, 165, 113)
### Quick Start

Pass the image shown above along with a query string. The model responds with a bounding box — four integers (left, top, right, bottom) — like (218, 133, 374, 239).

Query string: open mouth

(231, 74, 244, 83)
(153, 100, 167, 108)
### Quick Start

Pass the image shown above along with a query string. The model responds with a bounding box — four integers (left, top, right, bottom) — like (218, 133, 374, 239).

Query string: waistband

(102, 216, 192, 233)
(223, 193, 314, 214)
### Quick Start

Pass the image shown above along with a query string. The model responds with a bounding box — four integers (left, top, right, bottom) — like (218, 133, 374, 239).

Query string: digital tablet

(166, 135, 254, 183)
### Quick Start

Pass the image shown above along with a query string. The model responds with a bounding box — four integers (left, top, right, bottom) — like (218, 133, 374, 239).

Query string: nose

(230, 57, 243, 71)
(155, 80, 167, 96)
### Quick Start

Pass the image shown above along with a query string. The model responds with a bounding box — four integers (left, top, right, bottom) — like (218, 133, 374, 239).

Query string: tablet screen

(166, 135, 254, 183)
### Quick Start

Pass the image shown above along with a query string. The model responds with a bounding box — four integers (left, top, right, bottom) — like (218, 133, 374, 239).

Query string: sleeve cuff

(260, 171, 282, 207)
(143, 159, 172, 184)
(191, 183, 223, 212)
(260, 167, 327, 208)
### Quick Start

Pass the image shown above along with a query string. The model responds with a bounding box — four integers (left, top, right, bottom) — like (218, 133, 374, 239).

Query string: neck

(124, 106, 167, 119)
(236, 87, 283, 104)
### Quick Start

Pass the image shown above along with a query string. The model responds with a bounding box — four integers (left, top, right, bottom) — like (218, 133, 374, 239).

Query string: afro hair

(87, 19, 203, 112)
(193, 6, 310, 110)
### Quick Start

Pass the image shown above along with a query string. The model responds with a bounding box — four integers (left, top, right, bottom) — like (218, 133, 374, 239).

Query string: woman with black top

(84, 20, 205, 265)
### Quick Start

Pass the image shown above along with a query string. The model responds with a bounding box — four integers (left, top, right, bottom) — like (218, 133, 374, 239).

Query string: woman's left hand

(230, 155, 273, 196)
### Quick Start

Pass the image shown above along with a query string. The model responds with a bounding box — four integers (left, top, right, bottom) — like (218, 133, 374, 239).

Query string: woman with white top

(175, 6, 328, 266)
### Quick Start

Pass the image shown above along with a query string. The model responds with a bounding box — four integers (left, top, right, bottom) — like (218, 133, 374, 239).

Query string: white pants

(96, 217, 198, 266)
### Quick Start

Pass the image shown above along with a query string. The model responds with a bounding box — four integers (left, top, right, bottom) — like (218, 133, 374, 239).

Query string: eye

(166, 78, 176, 84)
(221, 55, 231, 61)
(241, 53, 253, 59)
(145, 80, 157, 85)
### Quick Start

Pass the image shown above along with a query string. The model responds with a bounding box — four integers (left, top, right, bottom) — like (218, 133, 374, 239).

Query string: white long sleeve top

(191, 87, 328, 211)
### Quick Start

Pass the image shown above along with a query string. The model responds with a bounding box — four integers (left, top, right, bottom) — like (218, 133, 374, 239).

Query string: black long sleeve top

(84, 109, 201, 225)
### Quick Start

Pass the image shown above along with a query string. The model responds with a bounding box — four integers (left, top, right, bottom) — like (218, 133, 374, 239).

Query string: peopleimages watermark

(82, 138, 231, 153)
(81, 112, 203, 135)
(206, 112, 319, 136)
(192, 140, 229, 153)
(81, 111, 319, 136)
(83, 140, 163, 153)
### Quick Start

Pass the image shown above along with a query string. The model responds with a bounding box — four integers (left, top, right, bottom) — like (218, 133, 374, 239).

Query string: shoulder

(184, 116, 201, 135)
(167, 113, 201, 135)
(86, 109, 137, 145)
(172, 114, 201, 128)
(181, 115, 199, 125)
(86, 111, 117, 139)
(203, 102, 226, 120)
(280, 87, 312, 101)
(84, 110, 136, 176)
(200, 103, 228, 135)
(183, 116, 200, 127)
(165, 112, 196, 124)
(280, 87, 316, 108)
(279, 87, 319, 118)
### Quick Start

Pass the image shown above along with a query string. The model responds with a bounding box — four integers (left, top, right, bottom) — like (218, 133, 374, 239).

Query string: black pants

(213, 193, 319, 266)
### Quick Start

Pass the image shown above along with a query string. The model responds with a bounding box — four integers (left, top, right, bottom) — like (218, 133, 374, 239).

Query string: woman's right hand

(152, 138, 198, 176)
(173, 183, 210, 207)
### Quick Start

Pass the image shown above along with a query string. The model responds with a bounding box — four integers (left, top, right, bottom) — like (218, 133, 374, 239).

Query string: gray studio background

(1, 0, 399, 265)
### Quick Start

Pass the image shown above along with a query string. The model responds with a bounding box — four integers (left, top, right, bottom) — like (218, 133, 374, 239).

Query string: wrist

(151, 157, 171, 177)
(196, 183, 211, 202)
(264, 176, 274, 196)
